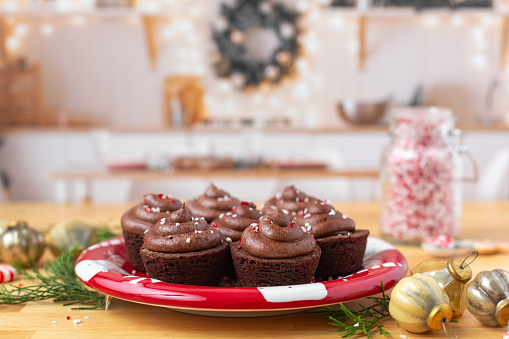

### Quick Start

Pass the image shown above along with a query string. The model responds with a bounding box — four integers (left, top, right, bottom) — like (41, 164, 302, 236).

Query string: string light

(330, 14, 346, 30)
(423, 14, 440, 27)
(14, 24, 28, 36)
(41, 23, 54, 37)
(450, 15, 464, 27)
(5, 36, 20, 51)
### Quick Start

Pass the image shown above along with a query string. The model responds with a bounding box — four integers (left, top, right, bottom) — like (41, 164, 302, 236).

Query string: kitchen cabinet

(0, 126, 507, 202)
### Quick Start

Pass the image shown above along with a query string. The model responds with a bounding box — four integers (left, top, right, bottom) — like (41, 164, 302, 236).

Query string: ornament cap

(427, 303, 453, 331)
(447, 258, 472, 283)
(497, 298, 509, 326)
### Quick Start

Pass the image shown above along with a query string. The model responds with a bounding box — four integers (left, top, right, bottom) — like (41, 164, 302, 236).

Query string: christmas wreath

(212, 0, 300, 89)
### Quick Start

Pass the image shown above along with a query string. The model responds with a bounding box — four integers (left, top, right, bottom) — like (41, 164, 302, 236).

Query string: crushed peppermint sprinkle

(304, 197, 309, 202)
(211, 231, 214, 234)
(160, 218, 166, 224)
(241, 201, 249, 205)
(342, 214, 348, 219)
(157, 194, 171, 199)
(282, 209, 289, 214)
(200, 217, 205, 220)
(297, 210, 304, 216)
(307, 225, 312, 231)
(186, 238, 191, 243)
(304, 213, 311, 218)
(232, 214, 237, 217)
(212, 223, 219, 228)
(353, 323, 359, 327)
(226, 237, 232, 242)
(219, 213, 224, 219)
(276, 192, 281, 199)
(304, 208, 308, 213)
(145, 207, 161, 213)
(259, 216, 263, 220)
(84, 316, 89, 319)
(194, 222, 199, 226)
(52, 320, 57, 324)
(329, 209, 336, 216)
(305, 222, 310, 227)
(250, 222, 259, 227)
(227, 212, 233, 216)
(270, 205, 277, 210)
(295, 197, 300, 202)
(301, 226, 307, 232)
(73, 319, 82, 324)
(175, 223, 180, 226)
(249, 208, 253, 211)
(166, 211, 169, 214)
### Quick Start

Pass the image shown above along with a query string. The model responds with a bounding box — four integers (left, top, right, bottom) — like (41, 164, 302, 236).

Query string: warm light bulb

(70, 15, 86, 26)
(471, 53, 487, 70)
(14, 24, 28, 36)
(423, 14, 440, 27)
(450, 15, 464, 27)
(6, 36, 20, 51)
(330, 14, 346, 30)
(41, 23, 54, 36)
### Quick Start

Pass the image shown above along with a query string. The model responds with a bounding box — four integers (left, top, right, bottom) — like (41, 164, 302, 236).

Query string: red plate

(75, 235, 407, 317)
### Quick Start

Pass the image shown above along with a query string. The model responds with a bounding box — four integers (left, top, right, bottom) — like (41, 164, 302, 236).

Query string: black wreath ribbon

(212, 0, 300, 89)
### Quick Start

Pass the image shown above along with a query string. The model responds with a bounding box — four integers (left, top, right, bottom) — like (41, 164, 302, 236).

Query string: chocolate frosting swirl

(143, 203, 222, 253)
(294, 200, 356, 238)
(121, 193, 182, 234)
(187, 183, 240, 222)
(212, 201, 264, 241)
(262, 185, 318, 216)
(241, 209, 316, 259)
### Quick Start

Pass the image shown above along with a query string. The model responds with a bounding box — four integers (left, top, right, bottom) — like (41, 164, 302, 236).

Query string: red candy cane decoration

(0, 264, 18, 283)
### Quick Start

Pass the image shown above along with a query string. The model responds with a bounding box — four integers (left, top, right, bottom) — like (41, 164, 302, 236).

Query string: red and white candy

(381, 114, 459, 243)
(0, 264, 18, 283)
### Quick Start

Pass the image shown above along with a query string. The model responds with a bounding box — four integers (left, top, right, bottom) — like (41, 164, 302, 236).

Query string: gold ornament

(410, 252, 475, 318)
(389, 274, 453, 333)
(0, 220, 45, 266)
(47, 220, 98, 257)
(466, 269, 509, 327)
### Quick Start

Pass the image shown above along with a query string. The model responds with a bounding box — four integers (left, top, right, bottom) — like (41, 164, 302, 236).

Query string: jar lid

(447, 258, 472, 283)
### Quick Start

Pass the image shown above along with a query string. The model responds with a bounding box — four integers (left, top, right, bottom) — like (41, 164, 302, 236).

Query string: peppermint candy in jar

(380, 107, 476, 244)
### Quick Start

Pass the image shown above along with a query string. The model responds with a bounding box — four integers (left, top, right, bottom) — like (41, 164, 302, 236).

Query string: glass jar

(380, 107, 476, 244)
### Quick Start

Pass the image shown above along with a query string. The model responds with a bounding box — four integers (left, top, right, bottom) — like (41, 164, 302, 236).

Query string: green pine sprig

(313, 281, 393, 338)
(0, 243, 107, 310)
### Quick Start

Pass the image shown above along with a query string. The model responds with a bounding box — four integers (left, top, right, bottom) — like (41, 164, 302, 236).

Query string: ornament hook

(442, 319, 458, 339)
(460, 250, 478, 269)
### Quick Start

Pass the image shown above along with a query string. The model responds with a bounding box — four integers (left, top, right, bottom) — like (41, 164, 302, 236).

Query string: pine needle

(0, 243, 107, 310)
(313, 281, 393, 338)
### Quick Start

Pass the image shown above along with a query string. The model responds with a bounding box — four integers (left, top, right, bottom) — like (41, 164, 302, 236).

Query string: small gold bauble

(0, 220, 45, 266)
(48, 220, 98, 257)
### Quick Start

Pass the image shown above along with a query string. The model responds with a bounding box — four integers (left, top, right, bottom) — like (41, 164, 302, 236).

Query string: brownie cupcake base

(122, 229, 146, 272)
(314, 229, 369, 279)
(140, 241, 229, 286)
(231, 244, 321, 287)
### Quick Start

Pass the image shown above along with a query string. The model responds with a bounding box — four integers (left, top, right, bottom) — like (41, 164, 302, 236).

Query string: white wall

(10, 2, 506, 129)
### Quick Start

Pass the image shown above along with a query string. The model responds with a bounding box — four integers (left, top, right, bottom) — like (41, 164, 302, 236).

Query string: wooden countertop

(1, 201, 509, 338)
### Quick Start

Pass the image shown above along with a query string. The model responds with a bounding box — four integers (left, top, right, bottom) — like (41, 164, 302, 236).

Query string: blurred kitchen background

(0, 0, 508, 203)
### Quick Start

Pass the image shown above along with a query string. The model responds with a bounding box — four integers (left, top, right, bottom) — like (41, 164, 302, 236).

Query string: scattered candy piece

(67, 316, 71, 320)
(52, 320, 57, 324)
(84, 316, 90, 319)
(0, 264, 18, 283)
(73, 319, 82, 324)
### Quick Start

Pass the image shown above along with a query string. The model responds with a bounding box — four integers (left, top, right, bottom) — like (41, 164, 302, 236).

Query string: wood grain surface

(0, 201, 508, 338)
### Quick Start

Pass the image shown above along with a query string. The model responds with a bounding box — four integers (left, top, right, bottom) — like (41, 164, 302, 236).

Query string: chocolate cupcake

(121, 193, 182, 272)
(140, 203, 229, 286)
(231, 209, 321, 287)
(294, 200, 369, 279)
(187, 183, 240, 223)
(211, 201, 264, 279)
(212, 201, 264, 242)
(262, 185, 318, 217)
